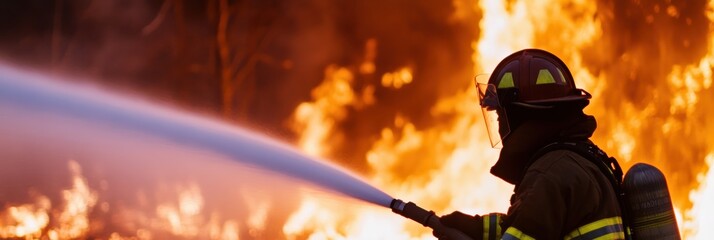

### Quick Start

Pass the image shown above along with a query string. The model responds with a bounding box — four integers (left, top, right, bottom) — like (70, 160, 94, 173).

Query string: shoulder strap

(529, 141, 623, 193)
(530, 141, 632, 240)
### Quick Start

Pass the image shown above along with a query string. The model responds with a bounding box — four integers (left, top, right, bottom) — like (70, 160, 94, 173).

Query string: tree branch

(217, 0, 234, 118)
(142, 0, 173, 35)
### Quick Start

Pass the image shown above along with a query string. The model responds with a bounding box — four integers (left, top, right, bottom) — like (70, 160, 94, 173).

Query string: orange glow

(55, 160, 98, 239)
(244, 194, 271, 237)
(156, 183, 203, 237)
(381, 67, 413, 89)
(283, 0, 714, 239)
(679, 153, 714, 238)
(0, 197, 50, 239)
(0, 160, 96, 239)
(360, 38, 379, 75)
(2, 0, 714, 239)
(289, 65, 356, 157)
(286, 68, 509, 238)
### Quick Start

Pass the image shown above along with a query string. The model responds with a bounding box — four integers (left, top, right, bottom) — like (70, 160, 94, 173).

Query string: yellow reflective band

(503, 227, 535, 240)
(482, 214, 503, 240)
(536, 69, 556, 85)
(571, 217, 622, 236)
(498, 72, 515, 88)
(484, 215, 490, 240)
(565, 217, 624, 240)
(593, 232, 626, 240)
(496, 215, 502, 239)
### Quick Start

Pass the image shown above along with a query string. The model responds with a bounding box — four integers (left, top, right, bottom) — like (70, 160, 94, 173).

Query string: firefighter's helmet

(476, 49, 591, 148)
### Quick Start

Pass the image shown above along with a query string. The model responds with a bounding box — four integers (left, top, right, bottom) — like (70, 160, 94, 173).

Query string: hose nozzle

(390, 199, 473, 240)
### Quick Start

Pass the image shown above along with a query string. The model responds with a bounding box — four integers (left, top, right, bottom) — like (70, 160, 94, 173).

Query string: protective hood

(490, 112, 597, 185)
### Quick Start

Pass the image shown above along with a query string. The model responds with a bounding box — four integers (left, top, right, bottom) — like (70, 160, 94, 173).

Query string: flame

(0, 160, 248, 240)
(360, 38, 378, 75)
(0, 197, 51, 239)
(2, 0, 714, 239)
(284, 0, 714, 239)
(156, 183, 203, 237)
(243, 193, 271, 237)
(381, 67, 413, 89)
(681, 153, 714, 238)
(217, 220, 240, 240)
(289, 65, 356, 157)
(0, 160, 97, 239)
(54, 160, 99, 239)
(283, 194, 405, 239)
(152, 182, 248, 240)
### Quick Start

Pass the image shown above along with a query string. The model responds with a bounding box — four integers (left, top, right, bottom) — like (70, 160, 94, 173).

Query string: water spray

(390, 199, 473, 240)
(1, 65, 473, 239)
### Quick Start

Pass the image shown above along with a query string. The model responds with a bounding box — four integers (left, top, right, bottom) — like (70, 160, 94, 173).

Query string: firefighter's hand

(433, 211, 481, 240)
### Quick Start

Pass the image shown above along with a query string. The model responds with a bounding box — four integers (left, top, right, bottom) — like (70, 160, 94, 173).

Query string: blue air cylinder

(622, 163, 680, 240)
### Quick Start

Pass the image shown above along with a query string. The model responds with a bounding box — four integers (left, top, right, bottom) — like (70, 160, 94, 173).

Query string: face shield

(475, 75, 510, 148)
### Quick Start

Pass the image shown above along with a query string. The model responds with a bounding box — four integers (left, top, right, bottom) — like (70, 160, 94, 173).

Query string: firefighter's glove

(433, 211, 482, 240)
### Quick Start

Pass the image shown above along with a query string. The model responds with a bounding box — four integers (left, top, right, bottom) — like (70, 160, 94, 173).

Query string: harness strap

(529, 141, 632, 240)
(531, 141, 623, 193)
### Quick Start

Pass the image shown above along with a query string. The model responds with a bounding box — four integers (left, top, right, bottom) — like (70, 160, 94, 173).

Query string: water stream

(0, 64, 393, 208)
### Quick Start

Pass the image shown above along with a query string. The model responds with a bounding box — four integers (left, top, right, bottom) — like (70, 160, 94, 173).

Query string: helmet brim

(521, 89, 591, 104)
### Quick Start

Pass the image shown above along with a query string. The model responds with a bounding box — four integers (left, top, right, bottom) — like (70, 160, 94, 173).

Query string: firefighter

(435, 49, 625, 240)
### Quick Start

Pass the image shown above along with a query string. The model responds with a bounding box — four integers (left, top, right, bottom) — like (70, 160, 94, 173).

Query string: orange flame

(381, 67, 413, 89)
(54, 160, 98, 239)
(284, 0, 714, 239)
(685, 153, 714, 238)
(289, 65, 356, 157)
(0, 160, 96, 239)
(0, 197, 51, 239)
(156, 183, 203, 237)
(1, 1, 713, 239)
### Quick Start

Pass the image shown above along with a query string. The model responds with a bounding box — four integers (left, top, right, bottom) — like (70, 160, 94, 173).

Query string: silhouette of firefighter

(437, 49, 626, 240)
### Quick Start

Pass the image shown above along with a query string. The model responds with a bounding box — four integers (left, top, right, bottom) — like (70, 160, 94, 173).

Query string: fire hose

(390, 199, 473, 240)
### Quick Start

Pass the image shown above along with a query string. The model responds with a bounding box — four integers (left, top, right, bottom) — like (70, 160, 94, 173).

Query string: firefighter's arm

(501, 173, 566, 239)
(435, 211, 505, 240)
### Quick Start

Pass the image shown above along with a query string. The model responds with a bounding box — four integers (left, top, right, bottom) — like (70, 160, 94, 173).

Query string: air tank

(622, 163, 680, 240)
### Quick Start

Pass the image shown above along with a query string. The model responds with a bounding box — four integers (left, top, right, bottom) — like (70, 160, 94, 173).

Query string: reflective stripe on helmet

(535, 69, 556, 85)
(502, 227, 535, 240)
(564, 216, 625, 240)
(499, 72, 515, 88)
